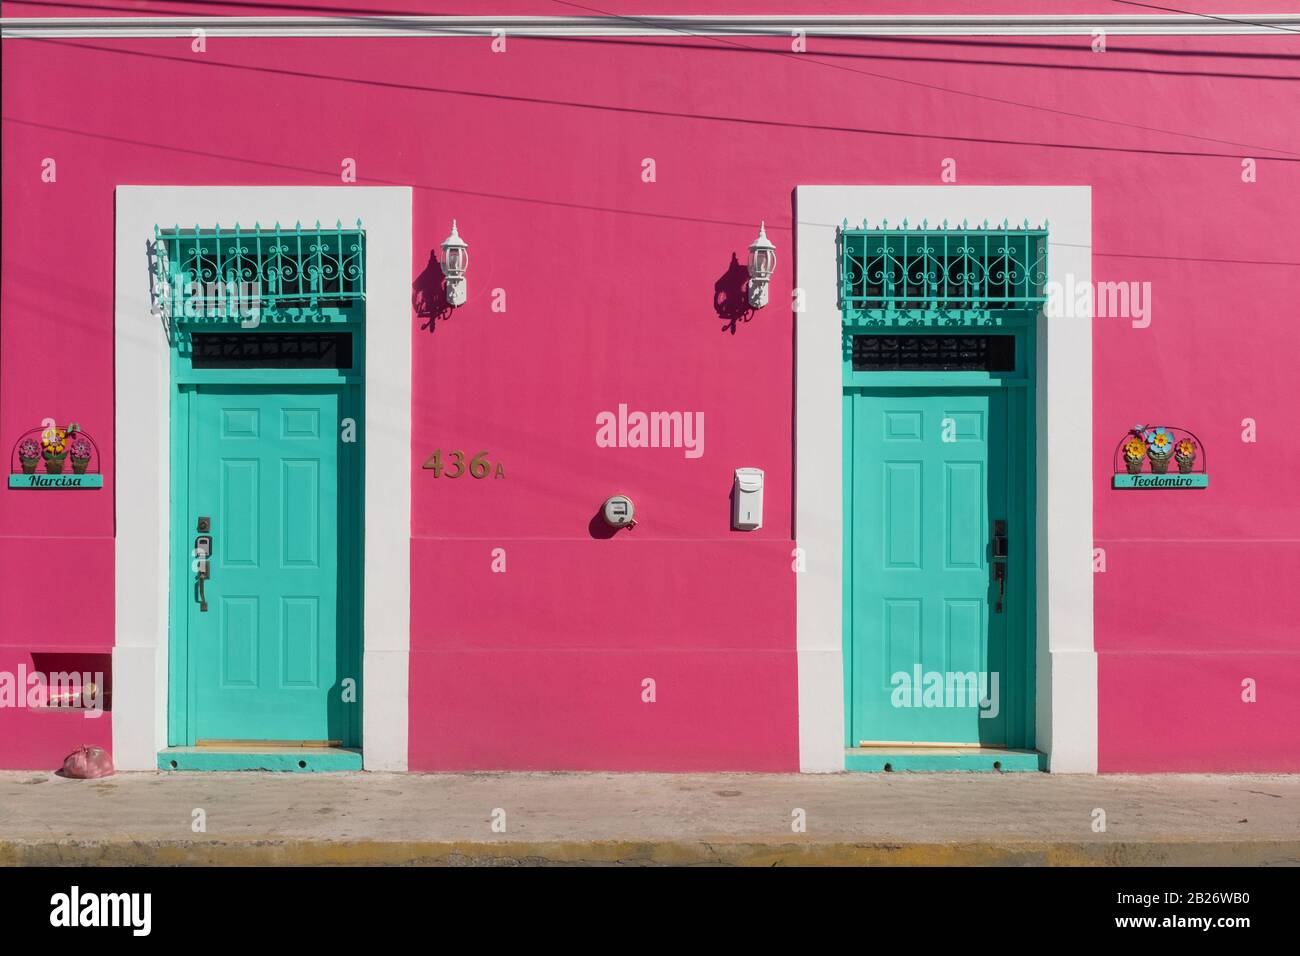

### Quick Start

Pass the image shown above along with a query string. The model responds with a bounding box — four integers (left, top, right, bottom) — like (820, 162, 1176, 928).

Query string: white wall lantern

(747, 221, 776, 309)
(441, 219, 469, 307)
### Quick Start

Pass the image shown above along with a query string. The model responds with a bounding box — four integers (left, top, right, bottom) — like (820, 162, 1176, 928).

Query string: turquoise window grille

(839, 219, 1047, 321)
(153, 220, 365, 322)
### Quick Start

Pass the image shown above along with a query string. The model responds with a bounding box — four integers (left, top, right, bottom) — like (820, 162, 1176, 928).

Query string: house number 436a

(422, 450, 506, 479)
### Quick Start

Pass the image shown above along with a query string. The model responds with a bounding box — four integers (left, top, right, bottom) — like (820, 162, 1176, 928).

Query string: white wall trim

(5, 13, 1299, 39)
(113, 185, 412, 772)
(794, 185, 1096, 773)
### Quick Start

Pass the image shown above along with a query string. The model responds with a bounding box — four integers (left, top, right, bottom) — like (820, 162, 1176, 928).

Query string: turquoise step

(157, 747, 362, 772)
(845, 748, 1045, 773)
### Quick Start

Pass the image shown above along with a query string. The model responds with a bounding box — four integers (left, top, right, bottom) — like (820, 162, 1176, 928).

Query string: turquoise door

(844, 387, 1026, 746)
(186, 385, 358, 744)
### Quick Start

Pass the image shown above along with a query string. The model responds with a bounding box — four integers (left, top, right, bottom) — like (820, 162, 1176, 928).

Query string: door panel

(845, 388, 1017, 746)
(188, 386, 355, 743)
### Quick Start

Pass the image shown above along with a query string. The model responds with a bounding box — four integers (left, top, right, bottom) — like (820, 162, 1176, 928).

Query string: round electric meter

(602, 494, 636, 529)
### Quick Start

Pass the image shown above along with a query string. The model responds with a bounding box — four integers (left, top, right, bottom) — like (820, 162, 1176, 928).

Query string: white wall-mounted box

(733, 467, 764, 530)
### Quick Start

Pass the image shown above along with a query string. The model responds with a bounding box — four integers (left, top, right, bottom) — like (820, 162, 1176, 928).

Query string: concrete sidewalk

(1, 770, 1298, 866)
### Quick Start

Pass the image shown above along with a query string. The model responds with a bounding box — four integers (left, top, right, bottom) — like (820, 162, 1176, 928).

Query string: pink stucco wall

(2, 10, 1297, 771)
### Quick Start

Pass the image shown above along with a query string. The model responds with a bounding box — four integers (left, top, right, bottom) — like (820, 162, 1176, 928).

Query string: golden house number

(422, 450, 505, 479)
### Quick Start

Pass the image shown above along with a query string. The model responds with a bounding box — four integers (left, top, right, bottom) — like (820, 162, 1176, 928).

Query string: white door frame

(794, 185, 1096, 773)
(112, 186, 412, 771)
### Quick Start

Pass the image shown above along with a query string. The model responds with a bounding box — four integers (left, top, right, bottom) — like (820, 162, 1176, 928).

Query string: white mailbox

(732, 467, 764, 530)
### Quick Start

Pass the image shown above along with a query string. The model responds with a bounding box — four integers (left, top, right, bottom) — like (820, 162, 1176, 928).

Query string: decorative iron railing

(839, 219, 1047, 318)
(153, 221, 365, 321)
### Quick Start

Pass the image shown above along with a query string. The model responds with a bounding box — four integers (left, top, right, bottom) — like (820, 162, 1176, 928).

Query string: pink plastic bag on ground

(61, 745, 115, 779)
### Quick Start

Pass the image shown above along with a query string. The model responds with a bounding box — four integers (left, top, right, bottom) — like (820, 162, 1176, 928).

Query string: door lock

(194, 521, 212, 612)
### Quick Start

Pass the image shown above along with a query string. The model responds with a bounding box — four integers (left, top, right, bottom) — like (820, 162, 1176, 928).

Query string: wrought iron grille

(851, 333, 1015, 372)
(153, 220, 365, 321)
(191, 332, 355, 369)
(839, 219, 1047, 318)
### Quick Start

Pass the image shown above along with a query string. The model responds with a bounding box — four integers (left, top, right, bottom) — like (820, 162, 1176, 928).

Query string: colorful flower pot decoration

(69, 438, 93, 475)
(1144, 426, 1175, 474)
(18, 438, 40, 475)
(40, 426, 68, 474)
(10, 422, 102, 488)
(1113, 424, 1205, 488)
(1122, 437, 1146, 475)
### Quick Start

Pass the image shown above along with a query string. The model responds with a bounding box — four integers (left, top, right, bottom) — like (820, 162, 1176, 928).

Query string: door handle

(194, 528, 212, 613)
(991, 519, 1007, 614)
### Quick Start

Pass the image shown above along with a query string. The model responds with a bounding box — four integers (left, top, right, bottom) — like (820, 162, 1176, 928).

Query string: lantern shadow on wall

(713, 253, 755, 334)
(412, 249, 453, 331)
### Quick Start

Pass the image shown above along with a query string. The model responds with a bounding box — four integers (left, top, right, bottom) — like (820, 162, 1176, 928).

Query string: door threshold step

(158, 747, 362, 773)
(845, 747, 1045, 773)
